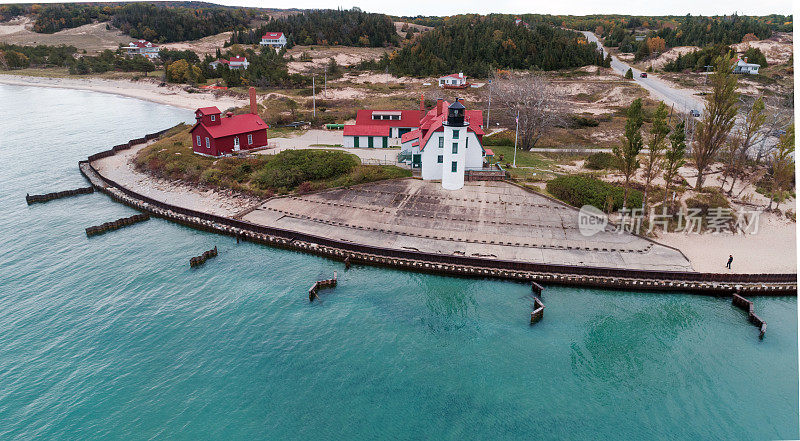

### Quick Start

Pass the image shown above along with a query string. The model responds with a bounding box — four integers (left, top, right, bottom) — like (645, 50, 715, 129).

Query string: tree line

(226, 8, 399, 48)
(24, 3, 255, 42)
(388, 15, 609, 78)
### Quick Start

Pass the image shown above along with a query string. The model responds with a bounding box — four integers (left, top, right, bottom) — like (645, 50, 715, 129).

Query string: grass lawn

(135, 124, 411, 197)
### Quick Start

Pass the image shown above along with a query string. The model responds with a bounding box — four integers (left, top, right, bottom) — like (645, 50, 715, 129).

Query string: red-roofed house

(211, 57, 249, 70)
(260, 32, 287, 49)
(438, 72, 468, 89)
(126, 40, 160, 59)
(343, 109, 422, 148)
(190, 87, 268, 157)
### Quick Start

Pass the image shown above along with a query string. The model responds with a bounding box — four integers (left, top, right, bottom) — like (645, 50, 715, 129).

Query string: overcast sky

(24, 0, 795, 17)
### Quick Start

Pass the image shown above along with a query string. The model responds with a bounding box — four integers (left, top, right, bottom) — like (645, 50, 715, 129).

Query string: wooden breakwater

(190, 246, 218, 267)
(309, 271, 337, 302)
(85, 213, 149, 237)
(26, 187, 93, 205)
(530, 296, 544, 325)
(78, 155, 797, 296)
(531, 282, 544, 295)
(732, 293, 767, 339)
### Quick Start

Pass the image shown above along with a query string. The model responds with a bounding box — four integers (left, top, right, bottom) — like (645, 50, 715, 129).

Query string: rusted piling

(732, 293, 767, 339)
(27, 187, 93, 205)
(309, 271, 338, 302)
(530, 296, 544, 324)
(85, 213, 149, 237)
(344, 256, 351, 270)
(190, 246, 218, 268)
(531, 282, 544, 295)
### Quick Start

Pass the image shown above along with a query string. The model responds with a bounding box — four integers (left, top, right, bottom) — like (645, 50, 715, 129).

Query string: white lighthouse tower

(441, 99, 469, 190)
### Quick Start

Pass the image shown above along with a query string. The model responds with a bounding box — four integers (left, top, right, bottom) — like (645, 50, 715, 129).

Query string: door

(368, 137, 374, 148)
(354, 137, 360, 148)
(383, 137, 388, 148)
(234, 137, 240, 151)
(412, 154, 421, 168)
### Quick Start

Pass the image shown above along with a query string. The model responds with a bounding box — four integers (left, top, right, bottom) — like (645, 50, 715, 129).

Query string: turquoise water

(0, 84, 797, 440)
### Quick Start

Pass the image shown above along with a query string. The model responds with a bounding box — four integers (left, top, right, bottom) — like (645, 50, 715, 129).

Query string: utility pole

(312, 73, 316, 119)
(703, 65, 713, 90)
(486, 77, 493, 130)
(513, 109, 519, 167)
(324, 65, 327, 99)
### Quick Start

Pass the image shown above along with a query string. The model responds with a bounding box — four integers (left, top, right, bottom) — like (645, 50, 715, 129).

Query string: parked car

(639, 72, 647, 78)
(689, 109, 701, 117)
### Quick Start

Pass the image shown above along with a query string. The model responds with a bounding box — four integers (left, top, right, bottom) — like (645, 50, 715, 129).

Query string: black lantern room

(446, 98, 467, 126)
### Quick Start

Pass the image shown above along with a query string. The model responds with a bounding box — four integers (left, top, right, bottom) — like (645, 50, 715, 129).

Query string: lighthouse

(441, 99, 469, 190)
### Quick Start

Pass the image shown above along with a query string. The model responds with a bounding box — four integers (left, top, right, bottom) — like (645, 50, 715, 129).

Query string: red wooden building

(190, 87, 268, 157)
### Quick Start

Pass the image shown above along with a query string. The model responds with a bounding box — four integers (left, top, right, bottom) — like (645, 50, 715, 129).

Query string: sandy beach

(0, 74, 247, 110)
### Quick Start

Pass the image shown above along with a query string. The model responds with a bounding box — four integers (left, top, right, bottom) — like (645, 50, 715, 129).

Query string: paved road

(581, 31, 705, 116)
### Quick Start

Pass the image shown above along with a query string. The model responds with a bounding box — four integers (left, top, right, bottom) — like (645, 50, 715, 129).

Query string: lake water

(0, 84, 797, 440)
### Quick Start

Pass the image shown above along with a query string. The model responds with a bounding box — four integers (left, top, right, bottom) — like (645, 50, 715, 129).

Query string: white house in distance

(401, 99, 487, 190)
(125, 40, 160, 59)
(733, 56, 760, 74)
(209, 56, 250, 70)
(438, 72, 468, 89)
(260, 32, 287, 49)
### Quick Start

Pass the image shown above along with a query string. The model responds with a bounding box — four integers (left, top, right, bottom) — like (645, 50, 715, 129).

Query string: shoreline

(0, 74, 247, 110)
(78, 133, 796, 295)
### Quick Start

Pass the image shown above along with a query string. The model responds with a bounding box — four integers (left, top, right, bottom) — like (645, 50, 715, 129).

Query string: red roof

(130, 40, 157, 48)
(404, 101, 484, 151)
(439, 73, 465, 80)
(355, 109, 422, 128)
(196, 106, 221, 116)
(484, 148, 494, 156)
(262, 32, 284, 39)
(190, 113, 267, 138)
(229, 56, 247, 63)
(343, 125, 390, 137)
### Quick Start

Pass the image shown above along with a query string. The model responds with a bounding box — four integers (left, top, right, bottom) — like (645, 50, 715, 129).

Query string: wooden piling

(732, 293, 767, 339)
(85, 213, 149, 237)
(530, 296, 544, 325)
(27, 186, 94, 205)
(309, 271, 338, 302)
(531, 282, 544, 295)
(189, 246, 218, 268)
(344, 256, 351, 269)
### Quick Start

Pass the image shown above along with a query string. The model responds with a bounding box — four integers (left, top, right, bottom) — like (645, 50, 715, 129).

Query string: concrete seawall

(78, 133, 797, 296)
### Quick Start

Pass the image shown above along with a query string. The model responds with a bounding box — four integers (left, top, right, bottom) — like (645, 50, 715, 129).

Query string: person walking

(726, 255, 733, 269)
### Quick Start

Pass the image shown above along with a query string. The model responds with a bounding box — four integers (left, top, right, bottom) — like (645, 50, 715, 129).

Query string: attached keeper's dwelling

(401, 99, 487, 190)
(260, 32, 287, 49)
(342, 109, 422, 148)
(190, 87, 268, 157)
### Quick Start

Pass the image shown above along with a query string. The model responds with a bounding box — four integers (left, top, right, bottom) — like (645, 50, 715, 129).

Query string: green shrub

(568, 115, 599, 128)
(685, 189, 730, 214)
(200, 168, 224, 185)
(482, 133, 515, 146)
(252, 149, 359, 190)
(585, 152, 618, 170)
(546, 175, 642, 211)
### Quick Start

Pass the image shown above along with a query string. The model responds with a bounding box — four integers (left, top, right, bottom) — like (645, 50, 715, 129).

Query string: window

(452, 143, 458, 154)
(437, 155, 443, 163)
(453, 129, 459, 139)
(438, 137, 444, 148)
(465, 137, 469, 148)
(196, 135, 201, 146)
(451, 161, 458, 173)
(210, 115, 215, 121)
(205, 137, 210, 149)
(247, 134, 253, 145)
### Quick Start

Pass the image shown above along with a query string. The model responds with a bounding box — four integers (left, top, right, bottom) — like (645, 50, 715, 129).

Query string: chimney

(436, 99, 444, 116)
(249, 86, 257, 115)
(420, 93, 425, 112)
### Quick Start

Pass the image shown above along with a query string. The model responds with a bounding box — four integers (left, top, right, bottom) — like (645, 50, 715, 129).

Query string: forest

(388, 15, 608, 78)
(227, 9, 399, 48)
(25, 3, 254, 42)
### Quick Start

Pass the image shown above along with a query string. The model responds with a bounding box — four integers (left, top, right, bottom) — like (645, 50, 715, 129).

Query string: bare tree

(754, 97, 793, 164)
(662, 121, 687, 212)
(692, 55, 739, 191)
(767, 124, 795, 210)
(494, 74, 564, 149)
(721, 96, 766, 194)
